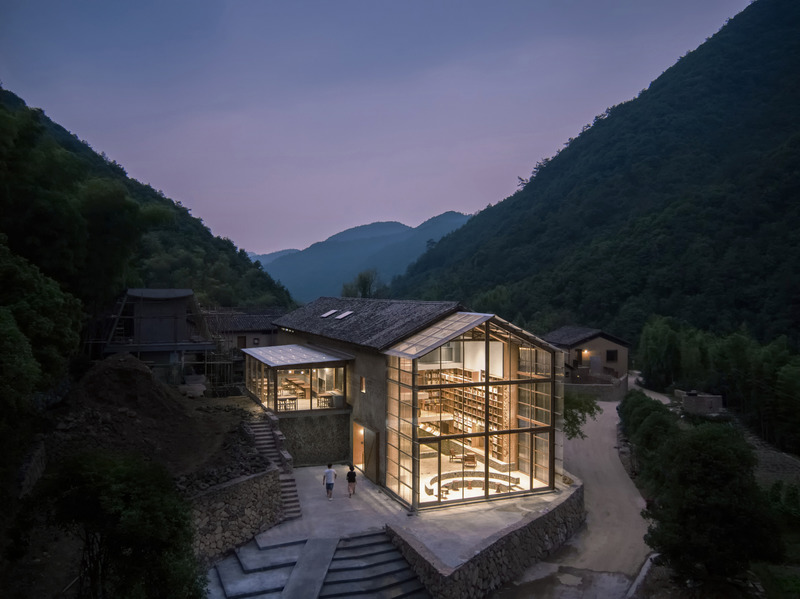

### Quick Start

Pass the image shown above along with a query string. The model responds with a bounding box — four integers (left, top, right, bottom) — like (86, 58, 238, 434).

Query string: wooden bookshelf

(428, 369, 509, 460)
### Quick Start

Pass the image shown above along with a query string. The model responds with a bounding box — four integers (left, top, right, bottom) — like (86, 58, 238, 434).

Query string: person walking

(346, 464, 357, 498)
(322, 463, 337, 500)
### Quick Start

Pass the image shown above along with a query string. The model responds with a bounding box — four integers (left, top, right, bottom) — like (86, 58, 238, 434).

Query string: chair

(463, 453, 477, 468)
(450, 449, 462, 463)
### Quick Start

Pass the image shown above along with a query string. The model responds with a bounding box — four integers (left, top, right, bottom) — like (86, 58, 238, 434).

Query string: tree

(0, 237, 83, 392)
(643, 424, 782, 580)
(341, 269, 388, 298)
(638, 317, 681, 391)
(562, 390, 601, 440)
(47, 452, 205, 599)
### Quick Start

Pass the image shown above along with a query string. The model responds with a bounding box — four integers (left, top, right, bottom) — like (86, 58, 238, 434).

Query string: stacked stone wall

(388, 479, 585, 599)
(191, 467, 282, 565)
(278, 411, 351, 466)
(17, 438, 47, 498)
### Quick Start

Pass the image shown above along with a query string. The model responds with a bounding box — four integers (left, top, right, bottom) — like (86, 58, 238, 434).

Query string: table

(284, 376, 311, 399)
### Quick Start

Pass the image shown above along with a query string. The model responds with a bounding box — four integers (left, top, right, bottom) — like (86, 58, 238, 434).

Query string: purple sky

(1, 1, 750, 254)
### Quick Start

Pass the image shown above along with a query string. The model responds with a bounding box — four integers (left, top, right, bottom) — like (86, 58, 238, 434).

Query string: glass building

(246, 298, 564, 511)
(383, 313, 562, 509)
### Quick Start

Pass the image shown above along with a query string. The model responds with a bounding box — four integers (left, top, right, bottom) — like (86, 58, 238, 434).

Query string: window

(336, 310, 354, 320)
(237, 335, 246, 349)
(360, 376, 366, 393)
(321, 310, 338, 318)
(252, 337, 260, 346)
(606, 349, 618, 363)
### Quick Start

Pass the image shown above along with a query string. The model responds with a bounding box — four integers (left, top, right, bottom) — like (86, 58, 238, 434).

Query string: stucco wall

(567, 337, 628, 378)
(388, 476, 585, 599)
(278, 411, 352, 466)
(191, 468, 283, 566)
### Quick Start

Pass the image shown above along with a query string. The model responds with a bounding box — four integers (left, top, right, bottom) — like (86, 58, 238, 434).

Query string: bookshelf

(425, 369, 509, 460)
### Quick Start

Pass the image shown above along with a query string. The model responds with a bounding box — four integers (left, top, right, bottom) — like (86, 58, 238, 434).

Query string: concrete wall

(565, 373, 628, 403)
(389, 476, 585, 599)
(675, 389, 724, 414)
(191, 468, 283, 566)
(278, 411, 352, 466)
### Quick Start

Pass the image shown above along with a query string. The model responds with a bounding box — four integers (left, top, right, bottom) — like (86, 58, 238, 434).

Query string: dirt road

(491, 395, 651, 598)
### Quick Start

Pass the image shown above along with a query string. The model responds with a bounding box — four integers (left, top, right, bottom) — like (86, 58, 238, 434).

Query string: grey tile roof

(204, 309, 288, 333)
(273, 297, 465, 351)
(127, 288, 195, 299)
(541, 325, 629, 348)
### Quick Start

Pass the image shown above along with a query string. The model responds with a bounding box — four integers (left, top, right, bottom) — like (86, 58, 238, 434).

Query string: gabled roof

(385, 312, 493, 359)
(126, 288, 195, 299)
(204, 309, 287, 334)
(273, 297, 465, 351)
(541, 325, 629, 348)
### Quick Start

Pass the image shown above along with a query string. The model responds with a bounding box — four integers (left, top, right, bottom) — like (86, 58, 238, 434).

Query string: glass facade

(385, 318, 560, 509)
(244, 355, 347, 411)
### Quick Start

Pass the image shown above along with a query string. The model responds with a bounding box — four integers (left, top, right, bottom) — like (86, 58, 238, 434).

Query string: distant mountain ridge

(256, 211, 469, 302)
(251, 249, 300, 265)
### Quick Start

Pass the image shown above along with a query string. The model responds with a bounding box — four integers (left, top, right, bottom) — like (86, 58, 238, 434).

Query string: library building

(242, 297, 565, 511)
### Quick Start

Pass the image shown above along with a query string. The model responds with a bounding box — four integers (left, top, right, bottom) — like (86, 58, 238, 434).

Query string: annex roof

(242, 344, 353, 368)
(273, 297, 465, 352)
(541, 325, 629, 348)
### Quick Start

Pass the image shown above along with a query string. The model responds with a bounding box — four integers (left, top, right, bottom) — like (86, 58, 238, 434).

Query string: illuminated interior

(384, 315, 561, 508)
(243, 344, 349, 411)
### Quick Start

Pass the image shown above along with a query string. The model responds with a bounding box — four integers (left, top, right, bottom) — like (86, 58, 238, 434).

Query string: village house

(242, 297, 565, 511)
(102, 288, 216, 384)
(541, 325, 630, 402)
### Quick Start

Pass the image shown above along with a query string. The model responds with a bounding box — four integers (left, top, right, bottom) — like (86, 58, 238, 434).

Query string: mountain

(262, 211, 470, 302)
(391, 0, 800, 347)
(249, 249, 301, 266)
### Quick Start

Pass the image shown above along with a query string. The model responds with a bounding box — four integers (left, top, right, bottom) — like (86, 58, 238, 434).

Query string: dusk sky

(1, 1, 750, 254)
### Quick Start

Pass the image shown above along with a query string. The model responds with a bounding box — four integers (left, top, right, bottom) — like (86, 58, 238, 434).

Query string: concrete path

(490, 383, 653, 598)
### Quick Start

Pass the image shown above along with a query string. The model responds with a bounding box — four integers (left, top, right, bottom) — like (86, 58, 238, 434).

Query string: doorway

(353, 422, 379, 483)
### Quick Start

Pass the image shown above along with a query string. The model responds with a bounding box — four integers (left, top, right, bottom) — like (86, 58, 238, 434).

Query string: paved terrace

(265, 466, 571, 568)
(208, 464, 581, 598)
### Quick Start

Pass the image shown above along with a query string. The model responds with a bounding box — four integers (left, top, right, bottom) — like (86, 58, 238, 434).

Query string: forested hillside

(392, 0, 800, 347)
(0, 88, 294, 397)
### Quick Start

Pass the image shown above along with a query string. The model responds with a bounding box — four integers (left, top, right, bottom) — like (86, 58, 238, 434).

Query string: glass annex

(384, 313, 563, 509)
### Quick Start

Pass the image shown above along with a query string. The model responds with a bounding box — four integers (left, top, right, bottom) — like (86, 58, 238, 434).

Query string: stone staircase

(206, 529, 430, 599)
(279, 474, 302, 521)
(248, 419, 284, 469)
(248, 419, 301, 522)
(320, 530, 431, 598)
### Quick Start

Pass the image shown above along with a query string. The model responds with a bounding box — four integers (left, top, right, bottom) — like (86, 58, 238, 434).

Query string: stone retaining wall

(17, 438, 47, 498)
(191, 467, 283, 565)
(388, 477, 585, 599)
